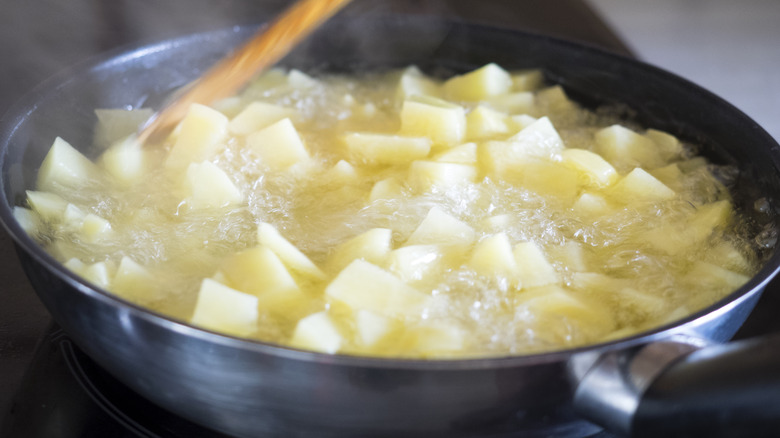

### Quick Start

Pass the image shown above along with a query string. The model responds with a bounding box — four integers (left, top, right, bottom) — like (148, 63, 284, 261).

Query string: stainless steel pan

(1, 17, 780, 437)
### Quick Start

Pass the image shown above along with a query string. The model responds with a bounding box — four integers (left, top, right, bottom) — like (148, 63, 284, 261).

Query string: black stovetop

(1, 1, 779, 437)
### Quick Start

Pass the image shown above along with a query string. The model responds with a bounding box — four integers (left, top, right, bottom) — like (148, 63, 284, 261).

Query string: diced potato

(399, 96, 466, 146)
(515, 285, 615, 343)
(480, 214, 513, 231)
(520, 160, 582, 200)
(325, 160, 359, 186)
(329, 228, 393, 272)
(506, 114, 538, 133)
(100, 137, 148, 186)
(165, 104, 228, 172)
(228, 101, 297, 135)
(246, 118, 310, 170)
(244, 68, 288, 94)
(535, 85, 577, 114)
(610, 168, 675, 203)
(81, 213, 112, 242)
(466, 106, 509, 140)
(210, 96, 244, 119)
(433, 142, 477, 164)
(514, 241, 559, 288)
(257, 222, 325, 280)
(402, 321, 466, 356)
(443, 63, 512, 101)
(184, 161, 243, 209)
(405, 207, 476, 247)
(641, 200, 732, 255)
(221, 247, 300, 297)
(191, 278, 258, 337)
(93, 108, 153, 148)
(343, 132, 431, 165)
(595, 125, 663, 170)
(386, 244, 444, 283)
(650, 163, 683, 190)
(355, 310, 393, 346)
(325, 260, 432, 318)
(645, 129, 683, 161)
(560, 148, 618, 188)
(83, 261, 114, 289)
(112, 256, 157, 302)
(549, 240, 588, 272)
(369, 177, 405, 202)
(64, 203, 86, 227)
(407, 160, 477, 192)
(507, 117, 564, 156)
(396, 66, 441, 100)
(708, 241, 752, 274)
(13, 206, 41, 235)
(481, 117, 564, 175)
(290, 311, 342, 354)
(26, 190, 68, 222)
(511, 70, 545, 92)
(288, 69, 318, 89)
(37, 137, 100, 192)
(468, 233, 519, 280)
(484, 92, 534, 114)
(572, 192, 612, 217)
(685, 261, 750, 291)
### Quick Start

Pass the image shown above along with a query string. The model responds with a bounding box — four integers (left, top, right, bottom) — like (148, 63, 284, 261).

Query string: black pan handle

(572, 333, 780, 437)
(631, 332, 780, 437)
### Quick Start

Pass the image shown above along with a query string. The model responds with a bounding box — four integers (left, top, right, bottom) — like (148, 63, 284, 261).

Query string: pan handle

(572, 333, 780, 437)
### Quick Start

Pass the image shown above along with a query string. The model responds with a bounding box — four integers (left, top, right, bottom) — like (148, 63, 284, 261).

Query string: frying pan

(1, 16, 780, 438)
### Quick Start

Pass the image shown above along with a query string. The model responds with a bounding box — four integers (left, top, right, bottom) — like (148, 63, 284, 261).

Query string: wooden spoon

(137, 0, 352, 144)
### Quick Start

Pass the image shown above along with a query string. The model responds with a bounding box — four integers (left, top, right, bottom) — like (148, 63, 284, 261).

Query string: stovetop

(1, 1, 779, 437)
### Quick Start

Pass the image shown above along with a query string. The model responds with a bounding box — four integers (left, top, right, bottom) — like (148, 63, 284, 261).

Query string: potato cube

(369, 177, 405, 202)
(82, 261, 114, 289)
(290, 311, 342, 354)
(506, 114, 538, 133)
(100, 137, 148, 186)
(355, 310, 393, 346)
(400, 96, 466, 146)
(165, 104, 228, 172)
(396, 66, 441, 100)
(13, 206, 41, 235)
(443, 63, 512, 101)
(507, 117, 565, 156)
(246, 118, 310, 170)
(405, 207, 476, 247)
(403, 321, 466, 356)
(560, 148, 618, 188)
(480, 214, 513, 231)
(549, 241, 588, 272)
(519, 159, 582, 200)
(287, 69, 318, 89)
(26, 190, 68, 222)
(184, 161, 243, 209)
(343, 132, 431, 165)
(112, 256, 158, 303)
(595, 125, 663, 170)
(433, 142, 477, 164)
(93, 108, 153, 148)
(221, 247, 300, 297)
(257, 222, 325, 280)
(407, 160, 477, 193)
(329, 228, 393, 271)
(325, 160, 359, 186)
(572, 192, 612, 217)
(386, 244, 444, 283)
(645, 129, 683, 162)
(650, 163, 683, 190)
(511, 69, 545, 92)
(466, 106, 509, 140)
(228, 101, 297, 135)
(325, 260, 432, 318)
(535, 85, 577, 114)
(610, 168, 675, 203)
(468, 233, 519, 279)
(191, 278, 258, 337)
(685, 261, 749, 291)
(484, 92, 534, 114)
(37, 137, 99, 192)
(81, 213, 112, 242)
(210, 96, 244, 118)
(514, 242, 559, 288)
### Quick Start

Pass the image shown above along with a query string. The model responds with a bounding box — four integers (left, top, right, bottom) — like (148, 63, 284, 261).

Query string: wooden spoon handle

(138, 0, 352, 144)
